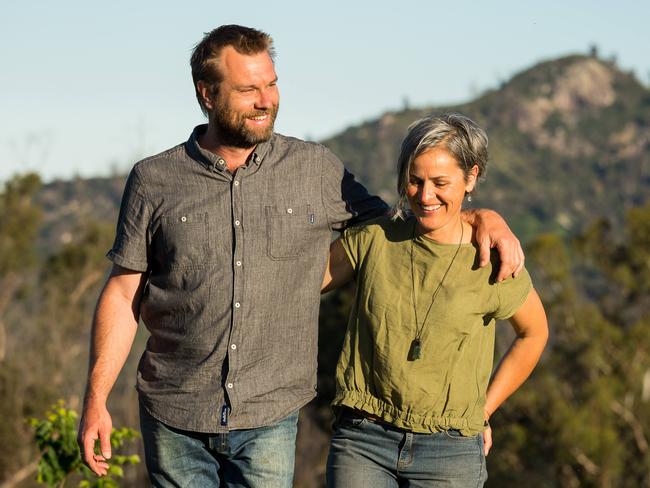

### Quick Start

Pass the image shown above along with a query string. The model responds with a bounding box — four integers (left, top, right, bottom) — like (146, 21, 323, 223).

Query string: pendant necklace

(408, 221, 464, 361)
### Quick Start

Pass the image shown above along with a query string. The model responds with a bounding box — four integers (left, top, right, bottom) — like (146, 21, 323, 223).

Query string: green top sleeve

(340, 222, 373, 271)
(493, 268, 533, 320)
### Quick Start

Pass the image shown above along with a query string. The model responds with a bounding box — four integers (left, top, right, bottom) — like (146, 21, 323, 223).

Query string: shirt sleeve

(493, 267, 533, 320)
(339, 224, 374, 273)
(320, 145, 389, 231)
(106, 167, 151, 272)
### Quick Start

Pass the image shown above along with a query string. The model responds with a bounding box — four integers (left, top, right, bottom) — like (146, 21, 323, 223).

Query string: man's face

(208, 46, 279, 148)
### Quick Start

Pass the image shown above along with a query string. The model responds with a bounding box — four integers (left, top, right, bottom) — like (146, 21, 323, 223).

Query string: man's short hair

(190, 25, 275, 115)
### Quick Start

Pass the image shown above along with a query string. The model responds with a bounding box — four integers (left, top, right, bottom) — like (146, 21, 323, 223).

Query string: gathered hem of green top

(333, 391, 486, 436)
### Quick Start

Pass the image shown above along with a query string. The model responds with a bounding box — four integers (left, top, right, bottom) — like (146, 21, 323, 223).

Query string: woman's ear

(465, 164, 479, 193)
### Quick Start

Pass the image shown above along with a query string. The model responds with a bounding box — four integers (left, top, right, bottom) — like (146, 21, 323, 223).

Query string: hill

(35, 55, 650, 248)
(323, 54, 650, 240)
(33, 55, 650, 249)
(35, 176, 124, 253)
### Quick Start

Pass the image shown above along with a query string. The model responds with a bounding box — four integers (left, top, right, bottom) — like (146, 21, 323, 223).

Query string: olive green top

(334, 216, 532, 435)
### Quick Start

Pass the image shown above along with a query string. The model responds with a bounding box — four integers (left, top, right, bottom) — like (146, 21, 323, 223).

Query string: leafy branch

(27, 401, 139, 488)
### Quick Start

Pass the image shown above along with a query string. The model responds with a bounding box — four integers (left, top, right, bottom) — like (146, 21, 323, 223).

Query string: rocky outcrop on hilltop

(325, 54, 650, 239)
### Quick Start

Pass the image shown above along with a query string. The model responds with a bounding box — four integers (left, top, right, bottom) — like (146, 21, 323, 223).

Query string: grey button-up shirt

(108, 125, 387, 432)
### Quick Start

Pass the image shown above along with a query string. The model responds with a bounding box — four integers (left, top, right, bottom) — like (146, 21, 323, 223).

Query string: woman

(322, 113, 548, 487)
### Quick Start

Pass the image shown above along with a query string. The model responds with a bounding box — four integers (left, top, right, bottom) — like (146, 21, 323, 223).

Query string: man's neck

(198, 124, 255, 173)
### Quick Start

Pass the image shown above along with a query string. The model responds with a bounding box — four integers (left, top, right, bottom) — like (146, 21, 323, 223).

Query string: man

(78, 25, 523, 487)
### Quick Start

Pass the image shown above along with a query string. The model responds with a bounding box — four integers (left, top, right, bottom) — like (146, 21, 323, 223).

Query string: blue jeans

(139, 404, 298, 487)
(326, 409, 487, 488)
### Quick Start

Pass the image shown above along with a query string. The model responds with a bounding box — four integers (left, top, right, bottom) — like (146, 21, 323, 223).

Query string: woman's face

(405, 146, 477, 240)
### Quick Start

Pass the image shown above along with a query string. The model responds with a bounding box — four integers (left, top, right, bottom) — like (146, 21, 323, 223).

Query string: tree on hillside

(0, 183, 125, 484)
(487, 206, 650, 488)
(0, 173, 43, 482)
(0, 173, 42, 360)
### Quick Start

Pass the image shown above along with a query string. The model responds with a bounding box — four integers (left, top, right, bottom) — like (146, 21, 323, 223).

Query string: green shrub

(28, 401, 139, 488)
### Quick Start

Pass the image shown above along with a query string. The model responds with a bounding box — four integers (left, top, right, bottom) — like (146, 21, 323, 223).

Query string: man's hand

(467, 209, 524, 281)
(78, 401, 113, 476)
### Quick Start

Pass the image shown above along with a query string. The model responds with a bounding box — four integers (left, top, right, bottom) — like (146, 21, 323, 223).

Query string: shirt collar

(185, 124, 272, 173)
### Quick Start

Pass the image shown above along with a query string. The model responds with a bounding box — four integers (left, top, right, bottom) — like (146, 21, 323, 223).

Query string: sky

(1, 0, 649, 183)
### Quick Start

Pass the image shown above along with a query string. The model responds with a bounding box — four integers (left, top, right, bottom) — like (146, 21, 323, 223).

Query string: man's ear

(197, 81, 214, 111)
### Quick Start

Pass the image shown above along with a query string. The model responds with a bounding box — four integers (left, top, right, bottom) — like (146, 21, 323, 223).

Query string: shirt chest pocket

(265, 204, 313, 260)
(161, 213, 210, 269)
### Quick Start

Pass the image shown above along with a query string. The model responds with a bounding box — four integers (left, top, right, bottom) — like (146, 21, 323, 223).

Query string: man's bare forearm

(83, 268, 144, 405)
(79, 266, 145, 475)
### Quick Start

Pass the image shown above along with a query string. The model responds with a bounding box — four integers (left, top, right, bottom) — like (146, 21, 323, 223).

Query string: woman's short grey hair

(394, 113, 488, 220)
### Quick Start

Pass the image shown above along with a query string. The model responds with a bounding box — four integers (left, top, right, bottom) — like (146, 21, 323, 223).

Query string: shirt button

(236, 261, 242, 266)
(231, 344, 237, 350)
(234, 302, 241, 308)
(234, 181, 240, 186)
(234, 220, 240, 226)
(227, 383, 233, 389)
(287, 208, 293, 214)
(181, 216, 187, 222)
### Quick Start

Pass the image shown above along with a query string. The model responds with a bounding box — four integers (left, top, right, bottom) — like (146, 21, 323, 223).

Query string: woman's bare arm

(321, 238, 354, 294)
(483, 288, 548, 455)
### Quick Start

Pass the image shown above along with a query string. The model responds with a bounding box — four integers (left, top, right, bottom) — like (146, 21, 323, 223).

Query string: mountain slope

(323, 54, 650, 240)
(35, 54, 650, 246)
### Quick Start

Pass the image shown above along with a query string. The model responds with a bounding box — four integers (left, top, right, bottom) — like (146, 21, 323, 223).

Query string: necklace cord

(410, 222, 464, 342)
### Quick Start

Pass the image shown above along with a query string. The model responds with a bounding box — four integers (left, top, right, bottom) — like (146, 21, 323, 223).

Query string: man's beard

(212, 100, 279, 149)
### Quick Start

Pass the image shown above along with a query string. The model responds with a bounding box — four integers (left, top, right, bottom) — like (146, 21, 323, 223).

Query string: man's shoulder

(126, 143, 192, 185)
(271, 133, 332, 156)
(132, 143, 187, 171)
